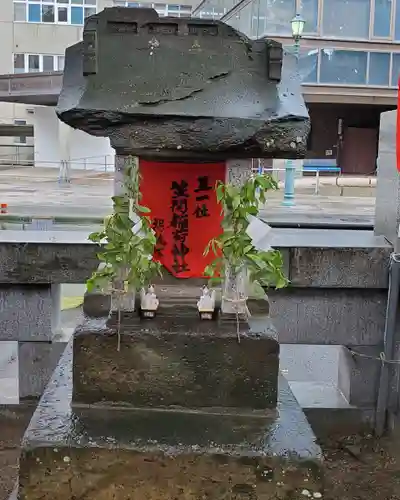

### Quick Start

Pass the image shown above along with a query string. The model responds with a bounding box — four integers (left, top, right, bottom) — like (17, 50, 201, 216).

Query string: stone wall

(0, 228, 392, 413)
(0, 231, 98, 402)
(269, 229, 392, 409)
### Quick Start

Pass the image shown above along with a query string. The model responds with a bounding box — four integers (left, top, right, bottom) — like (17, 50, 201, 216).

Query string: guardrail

(260, 167, 376, 196)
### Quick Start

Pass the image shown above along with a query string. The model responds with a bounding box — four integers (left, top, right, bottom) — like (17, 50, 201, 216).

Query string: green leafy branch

(86, 157, 162, 294)
(203, 174, 288, 293)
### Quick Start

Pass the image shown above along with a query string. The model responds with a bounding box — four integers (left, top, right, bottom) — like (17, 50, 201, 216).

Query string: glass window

(14, 0, 97, 25)
(301, 0, 318, 34)
(320, 49, 368, 84)
(28, 54, 40, 72)
(322, 0, 371, 39)
(391, 53, 400, 86)
(42, 5, 55, 22)
(84, 6, 96, 18)
(14, 120, 27, 145)
(71, 5, 84, 23)
(368, 52, 390, 85)
(43, 55, 54, 71)
(373, 0, 392, 37)
(395, 0, 400, 39)
(14, 2, 26, 21)
(57, 55, 65, 70)
(28, 3, 41, 22)
(258, 0, 296, 36)
(57, 6, 68, 21)
(13, 54, 25, 73)
(299, 47, 318, 83)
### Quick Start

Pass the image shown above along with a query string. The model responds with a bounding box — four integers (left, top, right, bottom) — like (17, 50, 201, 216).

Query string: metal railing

(0, 153, 115, 174)
(0, 145, 35, 166)
(256, 166, 376, 195)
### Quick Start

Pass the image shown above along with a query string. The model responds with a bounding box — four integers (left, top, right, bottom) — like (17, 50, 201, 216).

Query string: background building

(0, 0, 398, 173)
(193, 0, 400, 174)
(0, 0, 196, 168)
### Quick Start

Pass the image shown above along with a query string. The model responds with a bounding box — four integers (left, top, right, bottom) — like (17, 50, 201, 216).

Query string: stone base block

(0, 286, 52, 341)
(82, 291, 111, 318)
(73, 314, 279, 409)
(18, 341, 67, 400)
(337, 345, 381, 407)
(269, 288, 387, 345)
(18, 344, 323, 500)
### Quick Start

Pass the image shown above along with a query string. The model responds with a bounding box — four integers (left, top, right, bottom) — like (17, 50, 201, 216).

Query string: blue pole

(282, 159, 296, 206)
(281, 35, 301, 207)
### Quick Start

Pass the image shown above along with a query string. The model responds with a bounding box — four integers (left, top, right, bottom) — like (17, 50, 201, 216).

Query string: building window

(299, 48, 318, 83)
(395, 0, 400, 38)
(13, 0, 97, 25)
(257, 0, 296, 36)
(198, 7, 226, 19)
(14, 120, 27, 145)
(301, 0, 318, 34)
(114, 1, 192, 16)
(373, 0, 392, 37)
(320, 49, 368, 85)
(28, 54, 40, 72)
(13, 53, 65, 73)
(368, 52, 390, 85)
(391, 53, 400, 85)
(322, 0, 371, 39)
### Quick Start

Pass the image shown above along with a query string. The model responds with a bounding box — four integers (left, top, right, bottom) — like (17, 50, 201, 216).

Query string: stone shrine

(15, 7, 323, 499)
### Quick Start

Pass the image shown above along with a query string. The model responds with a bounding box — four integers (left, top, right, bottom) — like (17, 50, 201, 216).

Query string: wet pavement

(0, 167, 375, 227)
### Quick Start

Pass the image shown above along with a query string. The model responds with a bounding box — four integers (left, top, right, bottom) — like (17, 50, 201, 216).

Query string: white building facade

(0, 0, 196, 170)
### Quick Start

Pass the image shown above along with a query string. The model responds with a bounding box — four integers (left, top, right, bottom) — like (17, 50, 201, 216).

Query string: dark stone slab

(56, 8, 310, 160)
(73, 312, 279, 409)
(0, 285, 52, 341)
(18, 341, 67, 400)
(82, 290, 111, 317)
(0, 231, 98, 283)
(287, 247, 391, 289)
(269, 288, 387, 346)
(18, 343, 323, 500)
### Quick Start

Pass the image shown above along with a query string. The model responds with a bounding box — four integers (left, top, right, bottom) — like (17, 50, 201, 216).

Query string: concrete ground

(0, 166, 375, 225)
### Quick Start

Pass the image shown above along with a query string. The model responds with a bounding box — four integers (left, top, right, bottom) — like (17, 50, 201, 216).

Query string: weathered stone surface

(19, 344, 323, 500)
(0, 286, 52, 341)
(18, 341, 67, 400)
(269, 228, 392, 288)
(73, 312, 279, 409)
(337, 345, 381, 407)
(0, 231, 98, 283)
(56, 8, 310, 160)
(269, 289, 388, 346)
(287, 247, 391, 288)
(82, 291, 111, 317)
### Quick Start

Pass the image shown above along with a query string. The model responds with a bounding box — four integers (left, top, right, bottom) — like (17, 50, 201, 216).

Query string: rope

(347, 348, 400, 365)
(222, 295, 250, 343)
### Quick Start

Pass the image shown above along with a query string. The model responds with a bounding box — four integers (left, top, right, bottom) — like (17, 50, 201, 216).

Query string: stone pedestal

(18, 302, 323, 499)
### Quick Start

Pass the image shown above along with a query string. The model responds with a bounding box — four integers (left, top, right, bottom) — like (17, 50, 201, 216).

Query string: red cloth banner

(397, 77, 400, 173)
(139, 159, 226, 278)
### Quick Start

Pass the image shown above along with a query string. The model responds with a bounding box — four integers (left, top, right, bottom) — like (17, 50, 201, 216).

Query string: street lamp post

(282, 13, 306, 207)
